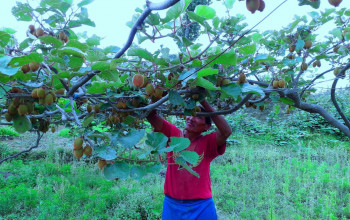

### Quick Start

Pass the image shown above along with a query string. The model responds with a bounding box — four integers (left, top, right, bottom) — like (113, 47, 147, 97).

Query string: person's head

(185, 107, 212, 134)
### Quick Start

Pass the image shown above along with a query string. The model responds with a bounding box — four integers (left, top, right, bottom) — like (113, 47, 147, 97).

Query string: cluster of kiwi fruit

(73, 137, 92, 159)
(246, 0, 265, 14)
(21, 61, 40, 74)
(132, 74, 165, 102)
(31, 87, 61, 106)
(4, 90, 35, 122)
(272, 79, 286, 89)
(216, 77, 230, 87)
(28, 24, 69, 44)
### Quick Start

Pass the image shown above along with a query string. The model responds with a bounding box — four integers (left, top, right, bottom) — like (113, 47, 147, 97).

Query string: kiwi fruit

(55, 88, 65, 95)
(258, 0, 265, 12)
(246, 0, 260, 14)
(31, 89, 39, 98)
(37, 88, 45, 99)
(35, 28, 44, 37)
(94, 105, 100, 113)
(221, 79, 230, 85)
(87, 104, 92, 113)
(83, 145, 92, 156)
(26, 102, 34, 114)
(28, 25, 35, 32)
(4, 113, 12, 122)
(132, 74, 144, 88)
(8, 104, 17, 115)
(238, 73, 247, 84)
(289, 45, 296, 53)
(154, 88, 163, 99)
(301, 63, 308, 71)
(145, 83, 155, 96)
(73, 149, 84, 159)
(117, 101, 127, 109)
(18, 104, 28, 116)
(304, 40, 312, 49)
(272, 80, 279, 89)
(45, 94, 54, 105)
(333, 68, 341, 76)
(51, 127, 56, 133)
(333, 46, 339, 53)
(278, 79, 285, 88)
(29, 61, 40, 72)
(97, 160, 107, 170)
(21, 64, 30, 73)
(73, 137, 84, 150)
(328, 0, 342, 7)
(59, 32, 66, 41)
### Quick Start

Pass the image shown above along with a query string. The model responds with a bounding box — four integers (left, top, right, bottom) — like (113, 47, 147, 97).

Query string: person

(146, 99, 232, 220)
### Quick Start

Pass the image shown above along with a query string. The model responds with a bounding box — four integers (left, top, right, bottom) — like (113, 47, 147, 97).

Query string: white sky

(0, 0, 348, 89)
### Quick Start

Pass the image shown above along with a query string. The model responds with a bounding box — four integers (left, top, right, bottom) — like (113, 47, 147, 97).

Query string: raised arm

(200, 100, 232, 146)
(146, 110, 164, 132)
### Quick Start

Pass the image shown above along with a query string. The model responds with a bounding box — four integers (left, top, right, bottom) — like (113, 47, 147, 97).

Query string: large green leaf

(165, 137, 190, 153)
(298, 0, 320, 9)
(65, 40, 89, 52)
(238, 44, 256, 55)
(197, 68, 218, 77)
(38, 36, 63, 48)
(95, 145, 117, 160)
(58, 47, 85, 58)
(145, 132, 168, 152)
(169, 91, 184, 105)
(162, 0, 190, 23)
(9, 53, 44, 67)
(127, 48, 154, 61)
(194, 5, 216, 19)
(207, 50, 237, 66)
(104, 162, 130, 180)
(91, 61, 110, 71)
(0, 56, 19, 76)
(221, 84, 242, 99)
(86, 81, 108, 94)
(86, 34, 101, 46)
(13, 115, 32, 134)
(280, 97, 295, 105)
(241, 83, 264, 96)
(114, 129, 145, 149)
(180, 150, 199, 165)
(194, 77, 219, 91)
(0, 31, 11, 47)
(77, 0, 94, 7)
(174, 157, 199, 178)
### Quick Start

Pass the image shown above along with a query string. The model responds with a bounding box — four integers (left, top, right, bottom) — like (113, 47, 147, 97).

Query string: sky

(0, 0, 348, 90)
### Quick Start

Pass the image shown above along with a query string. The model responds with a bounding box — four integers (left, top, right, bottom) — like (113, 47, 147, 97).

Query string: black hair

(199, 107, 212, 126)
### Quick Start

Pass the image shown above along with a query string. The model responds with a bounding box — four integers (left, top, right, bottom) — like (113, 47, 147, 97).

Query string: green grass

(0, 126, 19, 137)
(1, 133, 349, 220)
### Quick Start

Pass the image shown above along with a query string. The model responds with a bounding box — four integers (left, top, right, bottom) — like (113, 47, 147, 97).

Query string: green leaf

(58, 47, 85, 58)
(295, 39, 305, 51)
(13, 115, 32, 134)
(9, 53, 44, 67)
(0, 31, 11, 47)
(19, 38, 34, 50)
(99, 70, 119, 81)
(86, 81, 107, 94)
(274, 105, 281, 115)
(162, 0, 188, 23)
(115, 129, 145, 149)
(38, 36, 63, 48)
(127, 48, 154, 61)
(86, 34, 101, 46)
(187, 11, 206, 25)
(65, 40, 89, 52)
(251, 33, 262, 43)
(77, 0, 94, 7)
(91, 61, 110, 71)
(146, 13, 160, 25)
(329, 28, 342, 40)
(95, 145, 117, 160)
(224, 0, 236, 9)
(241, 83, 264, 96)
(180, 150, 199, 165)
(68, 57, 84, 71)
(174, 157, 199, 178)
(195, 5, 216, 19)
(0, 56, 19, 76)
(130, 165, 147, 180)
(207, 50, 237, 66)
(0, 28, 16, 34)
(165, 137, 190, 153)
(298, 0, 320, 9)
(194, 77, 219, 91)
(221, 84, 242, 99)
(12, 2, 32, 21)
(197, 68, 218, 77)
(103, 46, 120, 54)
(280, 97, 295, 105)
(145, 132, 168, 152)
(169, 91, 184, 105)
(104, 162, 130, 180)
(238, 44, 256, 55)
(82, 114, 94, 127)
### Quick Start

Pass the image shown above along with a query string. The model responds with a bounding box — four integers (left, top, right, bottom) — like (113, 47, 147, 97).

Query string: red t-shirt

(159, 119, 226, 200)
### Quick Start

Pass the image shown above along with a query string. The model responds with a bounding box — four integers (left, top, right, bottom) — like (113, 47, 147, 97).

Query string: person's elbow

(220, 128, 232, 140)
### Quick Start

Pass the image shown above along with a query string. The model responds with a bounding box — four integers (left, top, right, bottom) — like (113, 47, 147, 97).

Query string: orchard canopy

(0, 0, 349, 179)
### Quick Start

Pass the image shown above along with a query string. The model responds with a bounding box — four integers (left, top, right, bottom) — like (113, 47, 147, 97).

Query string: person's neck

(183, 130, 202, 142)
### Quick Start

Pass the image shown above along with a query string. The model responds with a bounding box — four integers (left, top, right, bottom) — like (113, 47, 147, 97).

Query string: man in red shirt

(147, 99, 232, 220)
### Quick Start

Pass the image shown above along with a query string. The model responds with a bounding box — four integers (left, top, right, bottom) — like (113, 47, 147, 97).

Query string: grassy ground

(1, 127, 349, 219)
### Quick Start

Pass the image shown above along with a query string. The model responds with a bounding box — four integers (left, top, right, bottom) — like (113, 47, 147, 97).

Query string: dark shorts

(162, 195, 217, 220)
